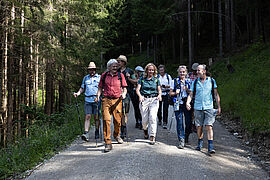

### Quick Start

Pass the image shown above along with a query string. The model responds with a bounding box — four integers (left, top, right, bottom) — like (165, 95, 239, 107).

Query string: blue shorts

(194, 109, 216, 126)
(85, 102, 98, 115)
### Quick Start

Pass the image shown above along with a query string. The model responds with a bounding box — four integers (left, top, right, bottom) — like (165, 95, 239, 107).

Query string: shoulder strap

(211, 78, 215, 105)
(193, 78, 198, 99)
(102, 71, 109, 89)
(118, 71, 123, 88)
(166, 73, 169, 83)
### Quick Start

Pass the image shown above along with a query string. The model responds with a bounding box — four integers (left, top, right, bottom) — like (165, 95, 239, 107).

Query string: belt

(104, 96, 119, 99)
(143, 94, 158, 98)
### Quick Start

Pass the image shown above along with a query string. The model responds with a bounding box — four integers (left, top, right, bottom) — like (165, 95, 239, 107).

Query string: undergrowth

(211, 42, 270, 135)
(0, 101, 85, 179)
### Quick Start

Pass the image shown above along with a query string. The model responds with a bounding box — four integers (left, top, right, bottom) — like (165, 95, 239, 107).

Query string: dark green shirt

(138, 76, 160, 95)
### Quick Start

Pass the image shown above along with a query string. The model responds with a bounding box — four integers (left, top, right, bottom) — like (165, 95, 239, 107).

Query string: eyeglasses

(88, 68, 96, 71)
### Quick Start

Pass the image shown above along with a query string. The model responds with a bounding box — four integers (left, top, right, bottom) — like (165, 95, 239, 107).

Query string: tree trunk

(172, 33, 176, 63)
(254, 7, 259, 40)
(225, 0, 231, 50)
(188, 0, 192, 69)
(218, 0, 223, 57)
(42, 58, 45, 107)
(34, 44, 39, 106)
(230, 0, 235, 48)
(179, 21, 184, 64)
(212, 0, 216, 43)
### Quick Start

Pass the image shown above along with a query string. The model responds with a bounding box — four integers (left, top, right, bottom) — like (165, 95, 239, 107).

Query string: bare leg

(206, 125, 213, 140)
(85, 114, 92, 132)
(197, 126, 203, 139)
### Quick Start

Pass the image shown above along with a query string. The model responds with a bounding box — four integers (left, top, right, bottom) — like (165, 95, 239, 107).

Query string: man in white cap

(96, 59, 127, 152)
(117, 55, 142, 133)
(188, 62, 199, 82)
(74, 61, 101, 142)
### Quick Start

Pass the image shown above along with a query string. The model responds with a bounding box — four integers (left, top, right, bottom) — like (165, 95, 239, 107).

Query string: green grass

(0, 101, 86, 179)
(211, 42, 270, 135)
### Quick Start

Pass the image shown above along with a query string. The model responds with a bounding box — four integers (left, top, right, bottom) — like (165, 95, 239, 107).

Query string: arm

(136, 84, 144, 102)
(121, 87, 127, 99)
(95, 87, 102, 103)
(214, 88, 221, 115)
(73, 87, 84, 97)
(126, 72, 137, 85)
(157, 85, 162, 101)
(186, 91, 193, 111)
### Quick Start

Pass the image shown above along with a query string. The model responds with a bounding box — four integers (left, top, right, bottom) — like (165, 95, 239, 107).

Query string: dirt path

(25, 105, 269, 180)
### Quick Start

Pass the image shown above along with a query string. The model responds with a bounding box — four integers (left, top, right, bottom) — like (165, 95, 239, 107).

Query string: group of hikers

(74, 55, 221, 153)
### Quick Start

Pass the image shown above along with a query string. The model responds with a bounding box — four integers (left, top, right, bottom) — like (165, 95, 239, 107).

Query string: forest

(0, 0, 269, 148)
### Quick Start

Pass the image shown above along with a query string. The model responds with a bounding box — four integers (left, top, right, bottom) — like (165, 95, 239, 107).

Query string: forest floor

(219, 113, 270, 175)
(23, 105, 269, 180)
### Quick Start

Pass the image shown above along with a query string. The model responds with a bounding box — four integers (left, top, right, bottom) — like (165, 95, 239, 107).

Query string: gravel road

(25, 104, 269, 180)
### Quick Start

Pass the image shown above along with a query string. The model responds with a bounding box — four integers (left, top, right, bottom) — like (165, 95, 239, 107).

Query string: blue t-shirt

(191, 77, 217, 110)
(138, 76, 160, 96)
(81, 74, 101, 103)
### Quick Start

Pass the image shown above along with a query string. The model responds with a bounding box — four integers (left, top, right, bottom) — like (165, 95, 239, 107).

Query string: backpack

(158, 73, 174, 105)
(193, 77, 215, 106)
(173, 77, 191, 104)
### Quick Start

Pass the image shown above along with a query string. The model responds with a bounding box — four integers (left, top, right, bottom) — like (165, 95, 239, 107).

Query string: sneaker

(144, 130, 149, 139)
(162, 123, 167, 129)
(115, 136, 124, 144)
(195, 139, 203, 151)
(158, 121, 162, 126)
(149, 136, 155, 145)
(178, 138, 184, 149)
(104, 144, 112, 152)
(81, 132, 89, 142)
(95, 129, 99, 139)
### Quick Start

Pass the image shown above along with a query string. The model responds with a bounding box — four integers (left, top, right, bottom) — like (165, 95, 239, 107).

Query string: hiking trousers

(102, 98, 122, 144)
(139, 97, 159, 137)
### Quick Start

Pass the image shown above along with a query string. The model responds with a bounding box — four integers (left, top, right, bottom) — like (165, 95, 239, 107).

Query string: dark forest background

(1, 0, 269, 147)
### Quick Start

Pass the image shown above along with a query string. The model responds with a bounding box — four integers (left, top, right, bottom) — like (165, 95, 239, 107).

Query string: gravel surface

(25, 104, 269, 180)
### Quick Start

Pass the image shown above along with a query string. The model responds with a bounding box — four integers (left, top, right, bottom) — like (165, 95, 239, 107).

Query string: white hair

(107, 59, 118, 69)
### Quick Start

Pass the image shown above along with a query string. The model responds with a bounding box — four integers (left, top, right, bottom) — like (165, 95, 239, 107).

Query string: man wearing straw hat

(74, 61, 101, 142)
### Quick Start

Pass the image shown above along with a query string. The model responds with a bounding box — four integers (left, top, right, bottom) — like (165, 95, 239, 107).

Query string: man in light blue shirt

(186, 64, 221, 154)
(74, 62, 101, 142)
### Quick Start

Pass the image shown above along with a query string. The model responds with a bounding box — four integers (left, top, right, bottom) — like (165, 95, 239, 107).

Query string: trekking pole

(122, 99, 128, 143)
(99, 101, 103, 141)
(75, 96, 83, 135)
(95, 102, 99, 147)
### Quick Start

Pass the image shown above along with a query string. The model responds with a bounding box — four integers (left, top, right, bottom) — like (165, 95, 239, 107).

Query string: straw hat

(87, 62, 96, 69)
(117, 55, 127, 63)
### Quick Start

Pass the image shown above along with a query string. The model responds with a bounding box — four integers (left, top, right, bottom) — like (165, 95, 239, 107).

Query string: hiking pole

(99, 101, 103, 141)
(122, 99, 128, 143)
(75, 96, 83, 135)
(95, 102, 99, 147)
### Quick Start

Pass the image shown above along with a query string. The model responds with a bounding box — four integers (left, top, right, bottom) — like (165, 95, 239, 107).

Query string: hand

(176, 89, 180, 95)
(126, 72, 130, 78)
(139, 95, 144, 102)
(186, 102, 191, 111)
(157, 94, 162, 101)
(73, 92, 79, 98)
(121, 93, 126, 99)
(94, 97, 99, 103)
(217, 107, 221, 115)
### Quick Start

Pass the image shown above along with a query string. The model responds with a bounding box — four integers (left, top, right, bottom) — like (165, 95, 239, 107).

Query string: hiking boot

(138, 121, 142, 130)
(81, 132, 89, 142)
(144, 130, 149, 139)
(104, 144, 112, 153)
(185, 133, 189, 144)
(208, 140, 216, 154)
(158, 121, 162, 126)
(162, 123, 167, 129)
(195, 139, 203, 151)
(135, 122, 140, 128)
(120, 126, 127, 139)
(149, 136, 155, 145)
(95, 129, 99, 139)
(178, 138, 185, 149)
(115, 136, 124, 144)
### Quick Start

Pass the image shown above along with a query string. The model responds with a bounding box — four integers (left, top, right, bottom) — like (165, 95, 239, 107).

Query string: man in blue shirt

(186, 64, 221, 154)
(74, 62, 101, 142)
